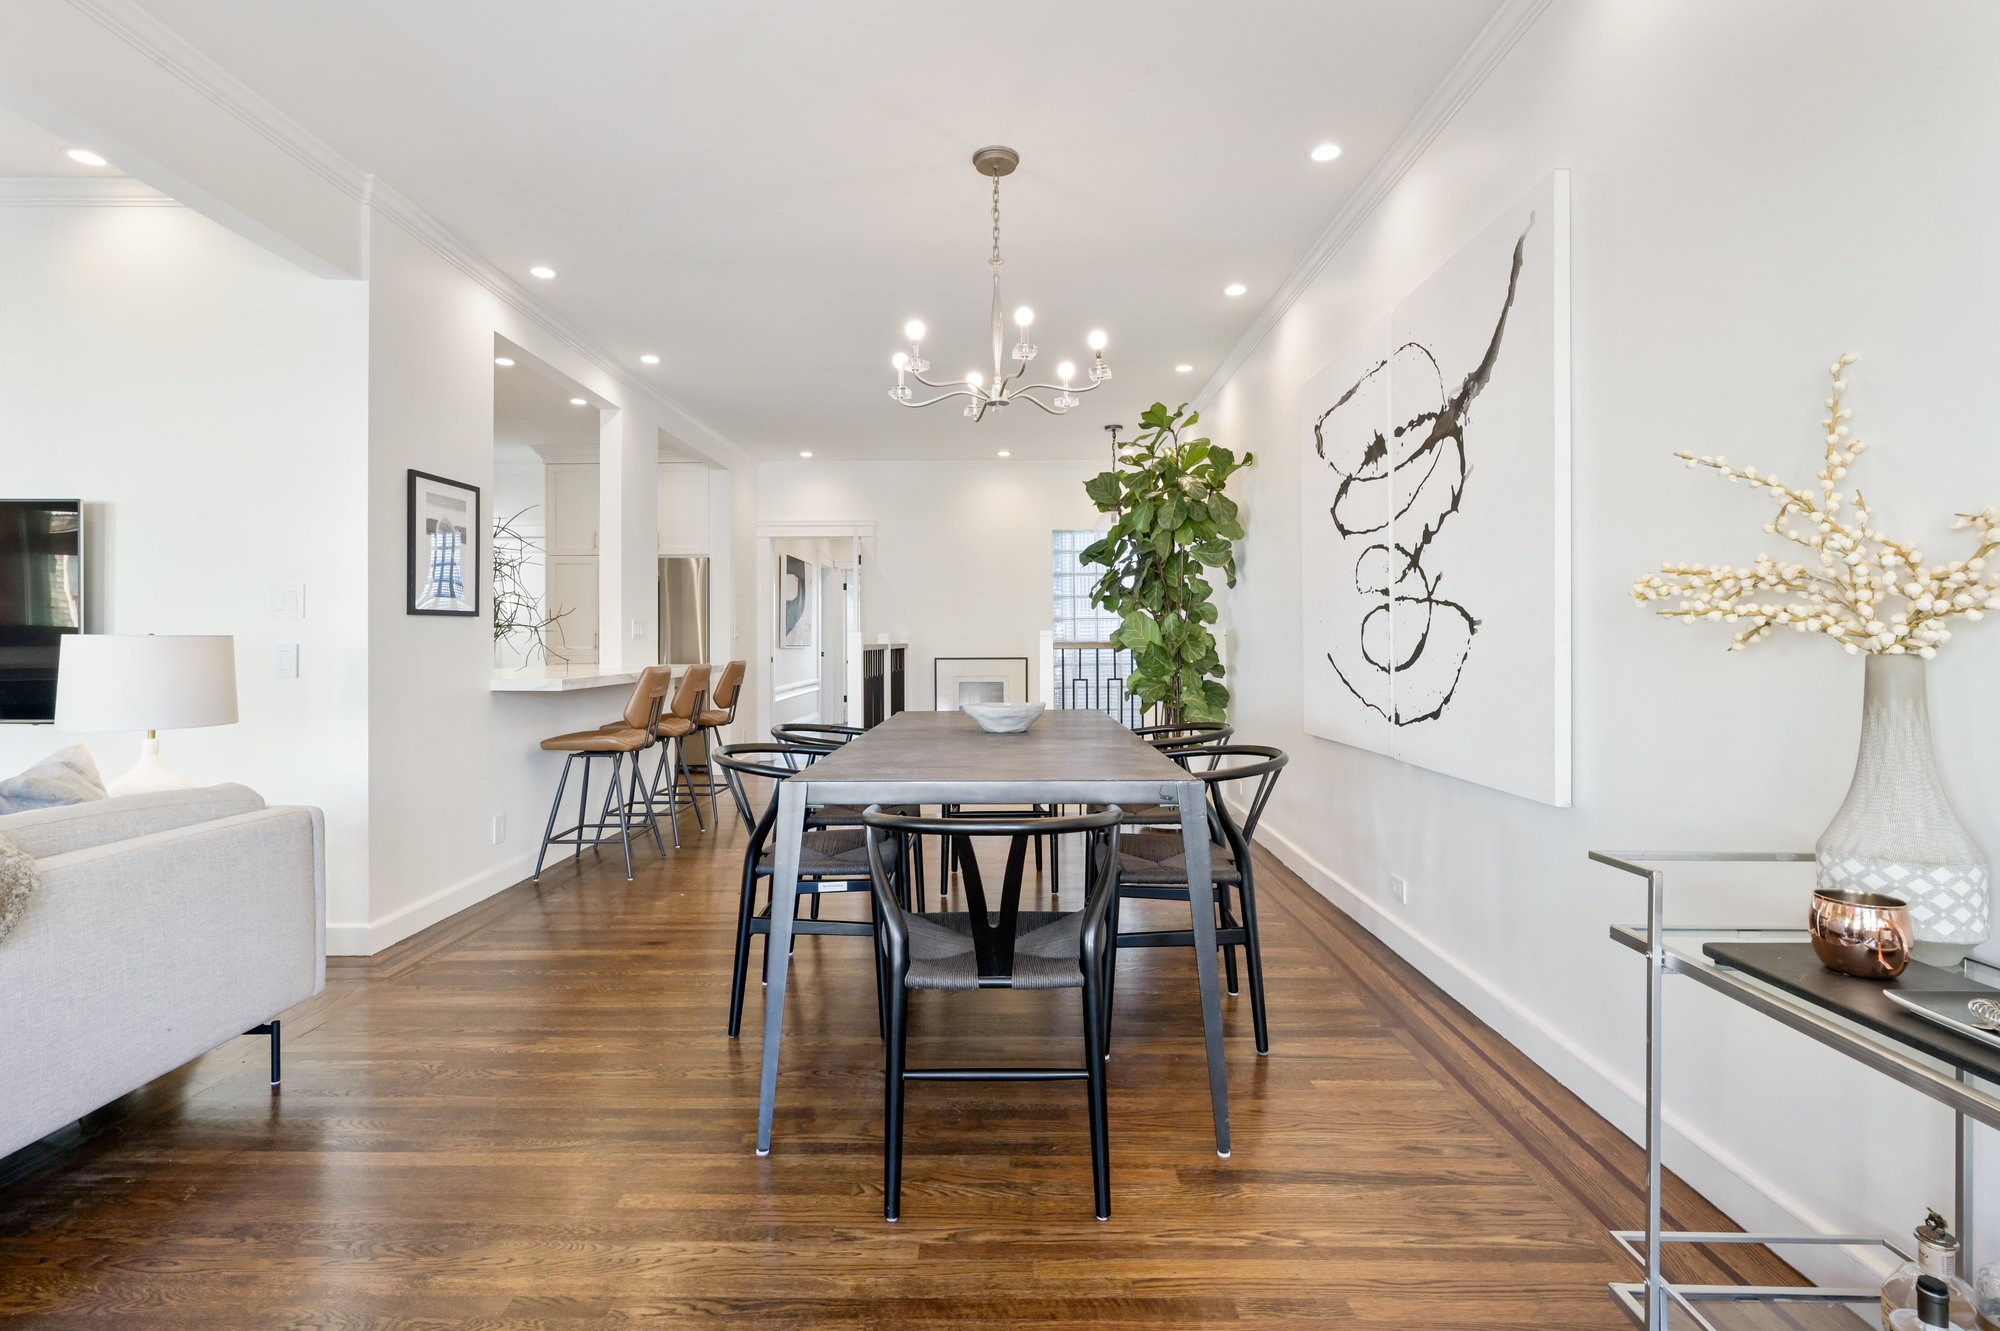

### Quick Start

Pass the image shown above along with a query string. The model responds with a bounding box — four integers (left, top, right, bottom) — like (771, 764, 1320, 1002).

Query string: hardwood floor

(0, 803, 1805, 1327)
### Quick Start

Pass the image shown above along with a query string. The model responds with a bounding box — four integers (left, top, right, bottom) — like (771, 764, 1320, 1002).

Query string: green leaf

(1083, 471, 1120, 510)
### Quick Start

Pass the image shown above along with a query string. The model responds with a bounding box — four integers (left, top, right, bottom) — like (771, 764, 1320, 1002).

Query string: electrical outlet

(275, 644, 299, 678)
(491, 814, 506, 845)
(271, 584, 305, 618)
(1389, 874, 1409, 905)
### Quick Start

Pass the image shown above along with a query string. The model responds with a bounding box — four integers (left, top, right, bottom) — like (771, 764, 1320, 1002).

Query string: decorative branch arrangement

(491, 507, 572, 663)
(1632, 355, 2000, 656)
(1082, 402, 1252, 722)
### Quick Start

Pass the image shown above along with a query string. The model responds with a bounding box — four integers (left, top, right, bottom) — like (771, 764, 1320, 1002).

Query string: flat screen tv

(0, 500, 83, 723)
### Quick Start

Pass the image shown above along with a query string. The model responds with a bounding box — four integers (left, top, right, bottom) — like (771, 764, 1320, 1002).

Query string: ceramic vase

(1817, 653, 1990, 968)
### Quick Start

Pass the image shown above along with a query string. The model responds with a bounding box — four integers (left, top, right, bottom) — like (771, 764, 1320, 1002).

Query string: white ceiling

(0, 102, 125, 176)
(117, 2, 1504, 460)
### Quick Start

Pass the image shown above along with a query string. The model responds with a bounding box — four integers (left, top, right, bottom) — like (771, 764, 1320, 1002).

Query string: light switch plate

(275, 644, 299, 678)
(271, 584, 305, 618)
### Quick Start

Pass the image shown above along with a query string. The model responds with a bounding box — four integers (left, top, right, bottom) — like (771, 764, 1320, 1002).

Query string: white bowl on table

(961, 702, 1045, 734)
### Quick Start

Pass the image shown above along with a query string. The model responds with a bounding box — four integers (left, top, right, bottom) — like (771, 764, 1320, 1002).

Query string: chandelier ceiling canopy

(888, 146, 1110, 421)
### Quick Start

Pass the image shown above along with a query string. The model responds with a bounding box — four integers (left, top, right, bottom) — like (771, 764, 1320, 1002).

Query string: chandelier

(888, 145, 1111, 420)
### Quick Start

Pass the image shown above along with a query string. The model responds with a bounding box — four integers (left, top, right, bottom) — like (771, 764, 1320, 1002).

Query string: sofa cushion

(0, 745, 107, 816)
(0, 829, 36, 942)
(0, 785, 266, 861)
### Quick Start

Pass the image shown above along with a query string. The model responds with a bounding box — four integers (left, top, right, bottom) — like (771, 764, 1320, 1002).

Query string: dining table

(753, 707, 1233, 1157)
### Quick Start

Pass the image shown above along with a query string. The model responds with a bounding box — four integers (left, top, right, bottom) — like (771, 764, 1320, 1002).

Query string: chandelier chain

(990, 176, 1002, 269)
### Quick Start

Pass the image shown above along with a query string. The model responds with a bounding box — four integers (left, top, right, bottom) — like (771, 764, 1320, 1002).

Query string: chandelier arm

(908, 369, 968, 390)
(1011, 390, 1072, 416)
(1013, 378, 1099, 396)
(898, 388, 980, 408)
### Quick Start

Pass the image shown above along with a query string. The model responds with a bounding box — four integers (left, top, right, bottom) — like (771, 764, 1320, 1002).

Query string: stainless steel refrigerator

(658, 556, 711, 664)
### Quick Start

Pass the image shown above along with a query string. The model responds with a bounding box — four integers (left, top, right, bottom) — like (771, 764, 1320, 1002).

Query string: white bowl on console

(961, 702, 1045, 734)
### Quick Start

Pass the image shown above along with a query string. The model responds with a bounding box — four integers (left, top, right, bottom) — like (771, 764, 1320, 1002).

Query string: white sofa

(0, 785, 325, 1160)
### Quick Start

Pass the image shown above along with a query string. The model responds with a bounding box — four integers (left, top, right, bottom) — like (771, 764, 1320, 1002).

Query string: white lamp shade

(54, 635, 238, 731)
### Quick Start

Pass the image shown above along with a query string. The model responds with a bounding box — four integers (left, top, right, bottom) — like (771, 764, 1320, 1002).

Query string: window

(1052, 529, 1119, 643)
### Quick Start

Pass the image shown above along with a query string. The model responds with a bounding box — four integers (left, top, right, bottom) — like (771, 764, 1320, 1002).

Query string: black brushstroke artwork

(1312, 217, 1531, 726)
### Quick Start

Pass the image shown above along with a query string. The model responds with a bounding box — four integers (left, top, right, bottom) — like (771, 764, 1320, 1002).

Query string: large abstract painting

(1300, 171, 1571, 806)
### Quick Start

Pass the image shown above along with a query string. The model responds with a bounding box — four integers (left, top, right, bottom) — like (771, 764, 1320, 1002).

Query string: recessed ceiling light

(639, 354, 660, 365)
(1310, 142, 1342, 163)
(569, 397, 587, 406)
(799, 451, 812, 458)
(64, 147, 108, 167)
(529, 265, 556, 279)
(494, 356, 515, 367)
(1175, 364, 1194, 373)
(997, 450, 1010, 457)
(1223, 283, 1248, 297)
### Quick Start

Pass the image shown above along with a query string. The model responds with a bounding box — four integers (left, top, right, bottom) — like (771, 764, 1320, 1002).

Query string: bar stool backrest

(620, 665, 674, 732)
(668, 663, 711, 720)
(709, 659, 747, 713)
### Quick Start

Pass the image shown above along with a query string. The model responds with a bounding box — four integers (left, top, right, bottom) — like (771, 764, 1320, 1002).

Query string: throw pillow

(0, 744, 109, 816)
(0, 828, 37, 943)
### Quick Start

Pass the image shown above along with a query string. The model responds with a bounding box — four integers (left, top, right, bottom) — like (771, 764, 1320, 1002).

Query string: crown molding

(1192, 0, 1554, 412)
(0, 176, 175, 205)
(64, 0, 754, 469)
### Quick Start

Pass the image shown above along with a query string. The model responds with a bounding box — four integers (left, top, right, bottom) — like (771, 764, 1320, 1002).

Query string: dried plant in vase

(1632, 355, 1997, 965)
(492, 506, 572, 666)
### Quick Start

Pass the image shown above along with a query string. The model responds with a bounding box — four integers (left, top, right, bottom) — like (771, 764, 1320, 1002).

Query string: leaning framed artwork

(778, 553, 815, 648)
(1299, 169, 1571, 806)
(407, 469, 480, 616)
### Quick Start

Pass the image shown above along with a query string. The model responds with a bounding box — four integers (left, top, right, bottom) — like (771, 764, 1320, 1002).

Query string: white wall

(0, 198, 371, 925)
(1206, 0, 2000, 1276)
(758, 461, 1101, 727)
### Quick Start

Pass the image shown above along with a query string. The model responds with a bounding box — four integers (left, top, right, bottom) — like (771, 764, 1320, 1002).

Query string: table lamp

(54, 635, 239, 795)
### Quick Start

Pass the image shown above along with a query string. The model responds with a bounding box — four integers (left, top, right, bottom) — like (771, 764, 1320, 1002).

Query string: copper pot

(1810, 889, 1913, 979)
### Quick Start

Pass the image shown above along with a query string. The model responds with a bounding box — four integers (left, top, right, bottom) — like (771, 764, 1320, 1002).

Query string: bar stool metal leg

(533, 754, 576, 882)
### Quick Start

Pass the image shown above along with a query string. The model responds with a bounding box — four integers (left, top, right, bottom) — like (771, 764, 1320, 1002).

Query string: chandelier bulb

(966, 370, 983, 389)
(905, 320, 926, 343)
(1014, 306, 1034, 328)
(892, 351, 909, 370)
(1087, 329, 1108, 351)
(1057, 361, 1076, 383)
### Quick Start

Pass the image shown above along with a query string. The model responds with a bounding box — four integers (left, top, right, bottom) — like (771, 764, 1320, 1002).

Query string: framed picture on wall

(407, 469, 480, 616)
(778, 553, 815, 648)
(934, 657, 1029, 710)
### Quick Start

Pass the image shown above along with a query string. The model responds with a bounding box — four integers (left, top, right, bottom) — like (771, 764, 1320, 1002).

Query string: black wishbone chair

(861, 804, 1124, 1223)
(716, 744, 904, 1040)
(770, 722, 863, 753)
(1110, 745, 1287, 1055)
(770, 722, 929, 896)
(1109, 722, 1238, 830)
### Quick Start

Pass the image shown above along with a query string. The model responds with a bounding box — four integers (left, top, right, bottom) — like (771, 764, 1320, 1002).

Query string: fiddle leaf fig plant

(1081, 401, 1253, 723)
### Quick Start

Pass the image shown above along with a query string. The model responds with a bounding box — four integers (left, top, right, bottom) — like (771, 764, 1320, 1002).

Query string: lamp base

(107, 735, 195, 797)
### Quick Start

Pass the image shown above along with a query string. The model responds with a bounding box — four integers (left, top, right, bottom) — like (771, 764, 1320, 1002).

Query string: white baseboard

(324, 850, 535, 957)
(1253, 817, 1886, 1287)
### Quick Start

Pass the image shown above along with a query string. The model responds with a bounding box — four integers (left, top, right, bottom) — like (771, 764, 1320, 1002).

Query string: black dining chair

(861, 804, 1125, 1223)
(716, 743, 905, 1040)
(1110, 745, 1287, 1055)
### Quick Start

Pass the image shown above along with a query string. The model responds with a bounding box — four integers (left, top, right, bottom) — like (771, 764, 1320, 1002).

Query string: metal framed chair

(768, 722, 928, 890)
(770, 722, 863, 752)
(716, 743, 905, 1040)
(532, 666, 673, 882)
(632, 663, 710, 847)
(687, 659, 747, 826)
(861, 804, 1125, 1223)
(1110, 745, 1287, 1054)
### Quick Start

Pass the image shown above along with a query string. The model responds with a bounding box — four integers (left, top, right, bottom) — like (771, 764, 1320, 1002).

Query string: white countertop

(490, 664, 645, 692)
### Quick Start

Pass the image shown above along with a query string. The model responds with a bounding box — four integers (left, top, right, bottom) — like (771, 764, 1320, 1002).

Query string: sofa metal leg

(246, 1020, 280, 1087)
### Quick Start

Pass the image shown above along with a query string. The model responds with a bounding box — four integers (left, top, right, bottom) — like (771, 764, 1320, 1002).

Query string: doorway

(818, 565, 851, 723)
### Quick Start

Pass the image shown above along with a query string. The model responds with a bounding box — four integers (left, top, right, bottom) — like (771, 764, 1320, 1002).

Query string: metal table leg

(755, 779, 808, 1155)
(1645, 865, 1666, 1330)
(1178, 781, 1232, 1157)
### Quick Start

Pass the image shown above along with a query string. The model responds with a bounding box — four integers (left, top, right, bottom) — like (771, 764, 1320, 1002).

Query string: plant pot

(1816, 654, 1991, 968)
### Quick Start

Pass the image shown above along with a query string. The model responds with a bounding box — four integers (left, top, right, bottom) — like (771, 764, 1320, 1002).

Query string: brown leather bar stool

(688, 658, 746, 827)
(532, 665, 672, 882)
(643, 663, 710, 848)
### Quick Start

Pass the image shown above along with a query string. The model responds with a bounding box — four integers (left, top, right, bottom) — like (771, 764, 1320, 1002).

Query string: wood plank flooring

(0, 802, 1808, 1327)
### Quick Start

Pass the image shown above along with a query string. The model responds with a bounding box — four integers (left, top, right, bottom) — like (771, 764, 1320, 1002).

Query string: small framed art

(407, 469, 480, 616)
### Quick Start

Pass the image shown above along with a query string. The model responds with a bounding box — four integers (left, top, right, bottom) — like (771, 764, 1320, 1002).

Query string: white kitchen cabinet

(544, 556, 599, 664)
(546, 464, 600, 555)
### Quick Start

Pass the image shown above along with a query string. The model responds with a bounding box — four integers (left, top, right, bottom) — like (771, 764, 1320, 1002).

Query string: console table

(1593, 849, 1999, 1330)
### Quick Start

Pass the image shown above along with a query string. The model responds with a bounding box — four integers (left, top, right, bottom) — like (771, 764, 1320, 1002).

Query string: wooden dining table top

(786, 708, 1193, 794)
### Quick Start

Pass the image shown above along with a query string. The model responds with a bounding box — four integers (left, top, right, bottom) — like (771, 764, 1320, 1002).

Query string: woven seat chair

(716, 743, 908, 1040)
(861, 804, 1125, 1223)
(1110, 745, 1287, 1054)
